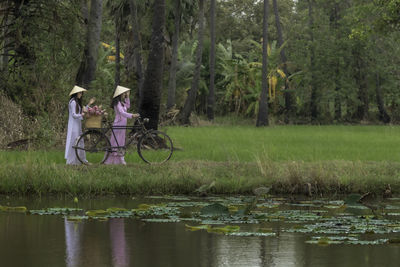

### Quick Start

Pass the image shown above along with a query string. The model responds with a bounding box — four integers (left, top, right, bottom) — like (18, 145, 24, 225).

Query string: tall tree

(326, 1, 351, 121)
(207, 0, 216, 120)
(307, 0, 318, 122)
(166, 0, 182, 110)
(115, 18, 121, 88)
(75, 0, 103, 89)
(139, 0, 166, 130)
(178, 0, 205, 124)
(256, 0, 269, 127)
(272, 0, 292, 122)
(128, 0, 144, 107)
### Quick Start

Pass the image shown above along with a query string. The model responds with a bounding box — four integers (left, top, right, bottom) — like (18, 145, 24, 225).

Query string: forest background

(0, 0, 399, 149)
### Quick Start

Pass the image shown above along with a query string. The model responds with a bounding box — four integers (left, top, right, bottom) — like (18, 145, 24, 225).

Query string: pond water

(1, 195, 400, 267)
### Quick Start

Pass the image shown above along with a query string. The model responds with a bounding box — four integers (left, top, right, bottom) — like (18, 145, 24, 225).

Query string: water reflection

(60, 217, 400, 267)
(109, 219, 129, 267)
(64, 218, 129, 267)
(65, 218, 83, 267)
(1, 195, 400, 267)
(209, 231, 300, 267)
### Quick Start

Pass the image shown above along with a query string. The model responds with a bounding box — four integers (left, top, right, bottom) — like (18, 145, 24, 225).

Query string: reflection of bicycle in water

(73, 117, 173, 164)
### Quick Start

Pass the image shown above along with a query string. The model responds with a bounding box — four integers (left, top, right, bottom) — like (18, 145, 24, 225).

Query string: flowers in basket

(84, 105, 107, 117)
(84, 105, 107, 128)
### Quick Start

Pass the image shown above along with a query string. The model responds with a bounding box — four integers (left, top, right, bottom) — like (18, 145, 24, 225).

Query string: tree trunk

(114, 19, 121, 88)
(75, 0, 103, 89)
(334, 67, 342, 120)
(375, 73, 390, 123)
(177, 0, 205, 125)
(256, 0, 269, 127)
(166, 0, 181, 110)
(207, 0, 216, 121)
(139, 0, 166, 130)
(2, 2, 10, 75)
(80, 0, 89, 26)
(308, 0, 318, 123)
(353, 47, 368, 121)
(12, 0, 35, 66)
(272, 0, 292, 123)
(129, 0, 145, 108)
(330, 3, 341, 121)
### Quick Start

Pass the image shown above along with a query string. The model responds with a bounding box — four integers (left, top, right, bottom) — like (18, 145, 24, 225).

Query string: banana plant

(249, 40, 288, 100)
(217, 39, 290, 116)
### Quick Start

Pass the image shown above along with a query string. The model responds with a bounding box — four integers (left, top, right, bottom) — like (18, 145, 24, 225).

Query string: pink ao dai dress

(104, 98, 134, 165)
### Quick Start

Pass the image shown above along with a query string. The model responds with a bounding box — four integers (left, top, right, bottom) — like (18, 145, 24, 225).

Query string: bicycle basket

(85, 115, 102, 128)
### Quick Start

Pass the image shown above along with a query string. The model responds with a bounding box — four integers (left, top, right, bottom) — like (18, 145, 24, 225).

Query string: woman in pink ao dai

(104, 85, 139, 165)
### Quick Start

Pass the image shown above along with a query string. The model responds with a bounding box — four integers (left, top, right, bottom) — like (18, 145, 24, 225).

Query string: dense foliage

(0, 0, 399, 145)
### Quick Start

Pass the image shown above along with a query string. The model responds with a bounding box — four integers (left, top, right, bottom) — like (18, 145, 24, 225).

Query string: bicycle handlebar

(102, 115, 149, 126)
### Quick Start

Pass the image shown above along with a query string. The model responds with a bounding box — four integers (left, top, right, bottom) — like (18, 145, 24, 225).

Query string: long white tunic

(65, 99, 86, 164)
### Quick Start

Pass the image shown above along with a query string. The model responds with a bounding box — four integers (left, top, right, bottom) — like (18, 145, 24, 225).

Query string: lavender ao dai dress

(104, 98, 133, 165)
(65, 99, 87, 165)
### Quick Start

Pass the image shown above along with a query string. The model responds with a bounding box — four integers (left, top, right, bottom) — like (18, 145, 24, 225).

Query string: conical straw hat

(69, 85, 87, 96)
(113, 85, 131, 98)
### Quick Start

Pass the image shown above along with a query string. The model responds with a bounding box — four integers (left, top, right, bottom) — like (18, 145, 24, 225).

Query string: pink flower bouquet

(85, 105, 107, 117)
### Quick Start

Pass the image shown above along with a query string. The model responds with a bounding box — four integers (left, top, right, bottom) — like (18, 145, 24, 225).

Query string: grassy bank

(1, 125, 400, 196)
(0, 160, 399, 196)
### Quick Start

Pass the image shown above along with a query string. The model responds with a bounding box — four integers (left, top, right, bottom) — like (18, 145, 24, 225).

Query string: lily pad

(142, 218, 181, 223)
(228, 232, 276, 237)
(30, 207, 82, 215)
(207, 225, 240, 234)
(65, 215, 88, 222)
(0, 205, 27, 213)
(200, 203, 230, 217)
(86, 209, 109, 217)
(185, 224, 210, 231)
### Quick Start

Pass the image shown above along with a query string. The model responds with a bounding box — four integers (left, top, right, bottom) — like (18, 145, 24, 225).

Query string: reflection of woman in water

(64, 218, 84, 267)
(109, 219, 130, 267)
(64, 217, 130, 267)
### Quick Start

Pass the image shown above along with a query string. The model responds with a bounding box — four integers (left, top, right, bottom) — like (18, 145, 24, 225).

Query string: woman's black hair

(111, 95, 124, 109)
(70, 93, 83, 114)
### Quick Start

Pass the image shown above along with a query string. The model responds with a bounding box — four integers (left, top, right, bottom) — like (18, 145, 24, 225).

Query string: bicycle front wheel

(74, 130, 111, 165)
(137, 130, 173, 164)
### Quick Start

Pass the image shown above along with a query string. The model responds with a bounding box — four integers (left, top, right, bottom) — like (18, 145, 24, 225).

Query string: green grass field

(168, 125, 400, 162)
(1, 125, 400, 196)
(3, 125, 400, 163)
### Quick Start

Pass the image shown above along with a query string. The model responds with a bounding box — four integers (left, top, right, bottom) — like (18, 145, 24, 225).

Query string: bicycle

(73, 117, 173, 165)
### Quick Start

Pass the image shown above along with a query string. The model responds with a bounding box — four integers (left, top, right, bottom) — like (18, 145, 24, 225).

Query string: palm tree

(139, 0, 166, 130)
(207, 0, 216, 121)
(256, 0, 269, 127)
(178, 0, 205, 125)
(75, 0, 103, 89)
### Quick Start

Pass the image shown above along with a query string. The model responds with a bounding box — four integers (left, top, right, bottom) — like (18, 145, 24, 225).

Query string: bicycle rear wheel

(74, 130, 111, 165)
(137, 130, 173, 164)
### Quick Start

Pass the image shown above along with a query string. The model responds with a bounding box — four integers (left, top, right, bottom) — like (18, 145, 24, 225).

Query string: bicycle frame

(75, 117, 173, 164)
(98, 119, 149, 153)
